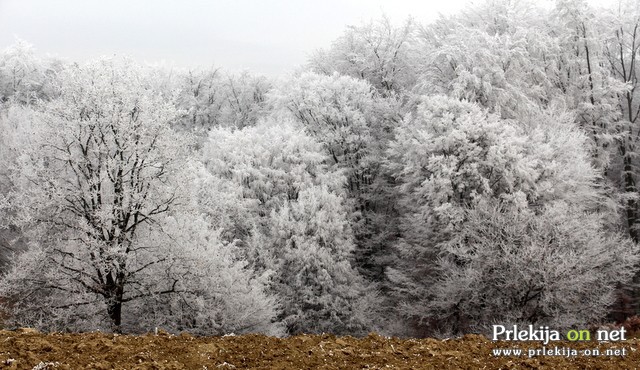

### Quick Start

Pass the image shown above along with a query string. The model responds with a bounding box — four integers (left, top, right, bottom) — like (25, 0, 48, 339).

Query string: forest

(1, 0, 640, 339)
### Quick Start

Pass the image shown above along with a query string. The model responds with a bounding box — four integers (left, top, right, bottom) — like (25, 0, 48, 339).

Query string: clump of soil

(0, 329, 637, 369)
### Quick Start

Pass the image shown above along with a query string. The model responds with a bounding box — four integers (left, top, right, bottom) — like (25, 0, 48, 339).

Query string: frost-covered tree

(0, 58, 185, 332)
(174, 68, 224, 132)
(386, 95, 635, 336)
(0, 58, 279, 334)
(201, 120, 342, 255)
(549, 0, 624, 171)
(414, 0, 637, 243)
(221, 72, 270, 128)
(202, 121, 378, 335)
(270, 72, 401, 280)
(0, 40, 61, 105)
(414, 1, 557, 120)
(0, 105, 43, 270)
(385, 96, 535, 248)
(309, 17, 418, 97)
(270, 72, 389, 195)
(596, 1, 640, 243)
(174, 68, 270, 135)
(0, 42, 65, 273)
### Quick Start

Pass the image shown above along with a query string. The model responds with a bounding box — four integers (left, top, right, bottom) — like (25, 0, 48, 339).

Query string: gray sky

(0, 0, 571, 76)
(0, 0, 478, 75)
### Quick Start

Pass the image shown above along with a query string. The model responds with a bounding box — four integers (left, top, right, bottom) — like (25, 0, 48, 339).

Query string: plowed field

(0, 329, 638, 369)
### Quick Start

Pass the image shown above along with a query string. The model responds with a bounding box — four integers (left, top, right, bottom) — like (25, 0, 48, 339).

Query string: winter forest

(1, 0, 640, 338)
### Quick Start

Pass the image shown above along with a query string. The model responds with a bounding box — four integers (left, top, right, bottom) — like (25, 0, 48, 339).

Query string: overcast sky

(0, 0, 602, 76)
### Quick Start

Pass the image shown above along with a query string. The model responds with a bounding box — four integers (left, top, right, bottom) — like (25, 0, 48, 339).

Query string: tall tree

(0, 58, 280, 333)
(599, 1, 640, 243)
(269, 72, 401, 281)
(202, 121, 379, 335)
(386, 95, 635, 336)
(548, 0, 624, 173)
(1, 58, 186, 331)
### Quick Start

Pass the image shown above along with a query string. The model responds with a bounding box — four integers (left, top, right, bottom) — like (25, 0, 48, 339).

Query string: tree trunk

(107, 297, 123, 333)
(624, 152, 639, 243)
(106, 276, 125, 333)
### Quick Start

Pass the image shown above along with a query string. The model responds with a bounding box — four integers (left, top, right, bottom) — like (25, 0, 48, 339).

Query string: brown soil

(0, 329, 638, 369)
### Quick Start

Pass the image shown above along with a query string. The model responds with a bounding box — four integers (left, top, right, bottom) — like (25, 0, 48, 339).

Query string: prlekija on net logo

(492, 324, 627, 345)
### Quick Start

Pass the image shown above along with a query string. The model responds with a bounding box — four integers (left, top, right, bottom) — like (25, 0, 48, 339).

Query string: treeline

(1, 0, 640, 337)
